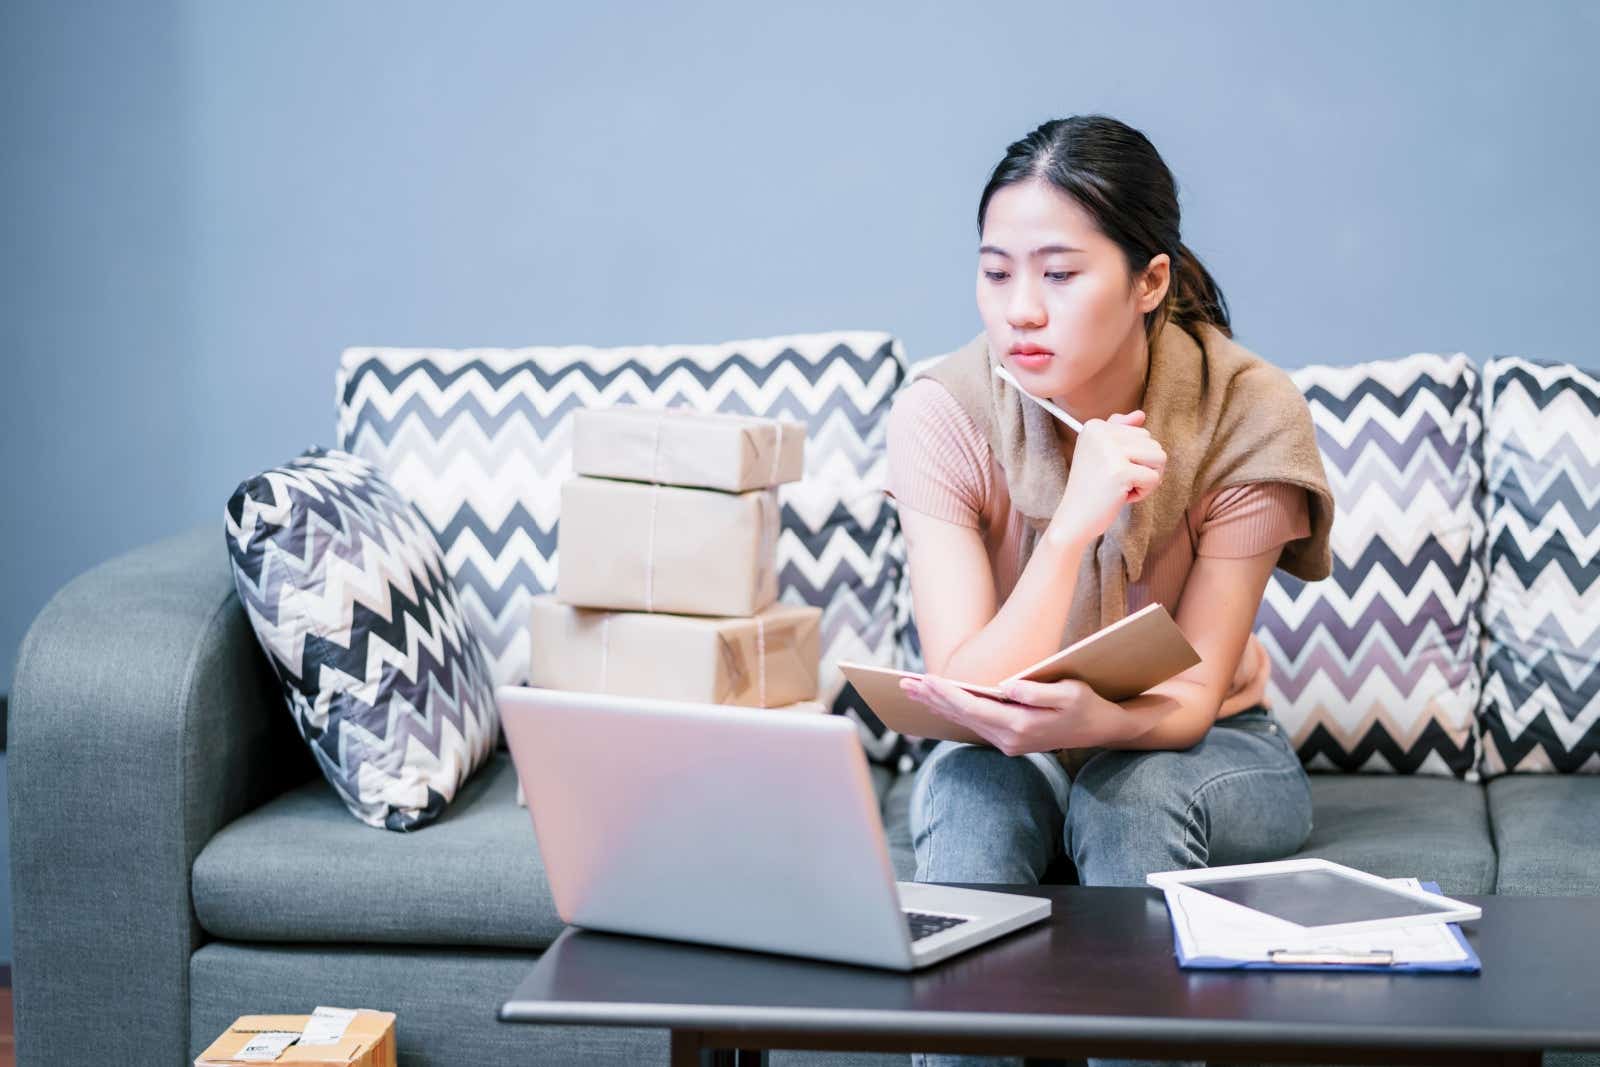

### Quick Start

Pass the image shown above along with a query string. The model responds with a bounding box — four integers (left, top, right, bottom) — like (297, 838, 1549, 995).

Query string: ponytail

(1147, 240, 1232, 345)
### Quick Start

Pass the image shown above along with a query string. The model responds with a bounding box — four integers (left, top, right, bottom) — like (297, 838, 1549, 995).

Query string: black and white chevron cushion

(224, 447, 500, 830)
(1480, 357, 1600, 774)
(1254, 354, 1485, 776)
(335, 332, 919, 766)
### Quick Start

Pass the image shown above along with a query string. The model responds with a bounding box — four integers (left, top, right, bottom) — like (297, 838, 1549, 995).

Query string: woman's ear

(1137, 253, 1171, 313)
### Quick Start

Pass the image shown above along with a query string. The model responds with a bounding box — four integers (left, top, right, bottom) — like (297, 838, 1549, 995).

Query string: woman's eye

(983, 271, 1008, 282)
(1047, 272, 1075, 282)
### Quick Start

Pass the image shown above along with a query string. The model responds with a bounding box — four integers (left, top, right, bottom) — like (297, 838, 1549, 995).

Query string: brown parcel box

(529, 594, 821, 708)
(195, 1010, 396, 1066)
(572, 405, 806, 492)
(555, 476, 779, 617)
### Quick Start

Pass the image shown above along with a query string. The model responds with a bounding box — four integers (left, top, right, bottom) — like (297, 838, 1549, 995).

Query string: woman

(885, 116, 1336, 1067)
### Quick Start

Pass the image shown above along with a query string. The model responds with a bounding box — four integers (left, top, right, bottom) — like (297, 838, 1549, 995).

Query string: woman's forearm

(1103, 681, 1216, 751)
(937, 518, 1093, 685)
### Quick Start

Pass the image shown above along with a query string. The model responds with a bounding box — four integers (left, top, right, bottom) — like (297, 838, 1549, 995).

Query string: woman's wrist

(1042, 514, 1095, 555)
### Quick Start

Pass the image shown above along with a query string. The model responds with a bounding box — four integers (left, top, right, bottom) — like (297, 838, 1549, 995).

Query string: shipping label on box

(195, 1008, 396, 1067)
(572, 405, 805, 493)
(529, 595, 820, 708)
(555, 476, 779, 617)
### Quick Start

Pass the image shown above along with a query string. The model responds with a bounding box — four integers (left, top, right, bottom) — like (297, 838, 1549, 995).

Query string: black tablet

(1148, 859, 1482, 933)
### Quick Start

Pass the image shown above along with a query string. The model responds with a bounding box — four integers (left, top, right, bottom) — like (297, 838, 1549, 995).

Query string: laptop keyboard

(904, 909, 971, 942)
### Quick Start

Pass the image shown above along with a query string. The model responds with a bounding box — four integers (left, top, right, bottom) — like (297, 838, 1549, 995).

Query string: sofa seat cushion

(196, 753, 910, 950)
(194, 753, 569, 950)
(876, 766, 1497, 895)
(192, 943, 913, 1067)
(1489, 775, 1600, 894)
(1287, 775, 1497, 895)
(878, 766, 918, 882)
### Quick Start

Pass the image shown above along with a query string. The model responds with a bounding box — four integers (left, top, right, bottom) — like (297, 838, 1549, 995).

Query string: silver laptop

(497, 684, 1051, 971)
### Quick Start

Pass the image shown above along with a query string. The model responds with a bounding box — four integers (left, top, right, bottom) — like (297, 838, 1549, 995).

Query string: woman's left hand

(898, 674, 1140, 756)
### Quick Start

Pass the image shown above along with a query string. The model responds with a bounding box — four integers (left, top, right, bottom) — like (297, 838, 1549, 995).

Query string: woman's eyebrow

(978, 244, 1085, 257)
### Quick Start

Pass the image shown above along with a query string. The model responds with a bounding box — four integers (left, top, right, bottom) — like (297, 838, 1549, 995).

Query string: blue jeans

(907, 705, 1314, 1067)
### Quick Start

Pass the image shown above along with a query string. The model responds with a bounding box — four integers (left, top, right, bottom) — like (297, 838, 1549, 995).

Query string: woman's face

(976, 178, 1169, 415)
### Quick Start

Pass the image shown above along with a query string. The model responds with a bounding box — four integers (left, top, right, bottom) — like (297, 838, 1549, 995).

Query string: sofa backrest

(334, 332, 924, 767)
(1479, 357, 1600, 773)
(888, 348, 1600, 781)
(332, 334, 1600, 781)
(1257, 352, 1600, 780)
(1254, 354, 1484, 778)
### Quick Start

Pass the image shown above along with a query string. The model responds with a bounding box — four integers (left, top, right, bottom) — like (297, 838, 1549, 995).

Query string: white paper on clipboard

(1148, 857, 1482, 938)
(1165, 877, 1471, 966)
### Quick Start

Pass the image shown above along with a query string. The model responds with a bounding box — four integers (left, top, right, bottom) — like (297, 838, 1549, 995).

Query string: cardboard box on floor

(195, 1009, 395, 1066)
(529, 595, 821, 708)
(555, 476, 780, 617)
(572, 405, 806, 493)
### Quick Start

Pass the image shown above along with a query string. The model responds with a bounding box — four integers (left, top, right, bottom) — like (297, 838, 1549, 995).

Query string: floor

(1, 986, 11, 1067)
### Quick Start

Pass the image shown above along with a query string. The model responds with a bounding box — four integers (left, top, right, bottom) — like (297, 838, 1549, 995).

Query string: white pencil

(992, 363, 1086, 433)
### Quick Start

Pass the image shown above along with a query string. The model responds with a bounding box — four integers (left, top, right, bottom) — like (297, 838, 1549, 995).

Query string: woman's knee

(1065, 736, 1313, 886)
(912, 744, 1059, 834)
(910, 744, 1061, 885)
(1065, 750, 1201, 886)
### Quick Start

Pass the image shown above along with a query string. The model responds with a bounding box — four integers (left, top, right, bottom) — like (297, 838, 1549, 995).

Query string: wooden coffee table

(499, 885, 1600, 1066)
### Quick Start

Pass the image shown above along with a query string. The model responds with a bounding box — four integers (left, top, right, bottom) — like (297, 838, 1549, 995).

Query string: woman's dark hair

(977, 115, 1230, 343)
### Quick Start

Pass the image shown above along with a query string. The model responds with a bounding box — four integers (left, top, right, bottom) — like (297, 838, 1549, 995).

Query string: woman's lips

(1009, 351, 1054, 371)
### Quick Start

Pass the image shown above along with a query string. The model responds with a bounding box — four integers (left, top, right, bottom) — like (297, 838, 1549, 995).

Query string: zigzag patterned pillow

(223, 447, 500, 830)
(335, 332, 918, 765)
(1480, 357, 1600, 774)
(1254, 353, 1484, 776)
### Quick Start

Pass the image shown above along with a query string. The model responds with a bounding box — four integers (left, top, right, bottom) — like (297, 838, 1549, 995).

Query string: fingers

(899, 674, 979, 726)
(1086, 418, 1167, 471)
(1108, 409, 1146, 426)
(1124, 437, 1168, 471)
(906, 675, 1045, 756)
(1000, 678, 1092, 710)
(1126, 467, 1164, 502)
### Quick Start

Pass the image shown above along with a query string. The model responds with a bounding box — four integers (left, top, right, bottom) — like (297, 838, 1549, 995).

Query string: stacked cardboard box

(518, 407, 824, 804)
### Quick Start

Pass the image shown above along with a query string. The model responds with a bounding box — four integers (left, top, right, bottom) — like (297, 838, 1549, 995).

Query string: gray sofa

(11, 353, 1600, 1066)
(12, 534, 1600, 1067)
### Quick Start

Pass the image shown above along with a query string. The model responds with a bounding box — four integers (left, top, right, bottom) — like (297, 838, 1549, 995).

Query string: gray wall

(4, 1, 1598, 964)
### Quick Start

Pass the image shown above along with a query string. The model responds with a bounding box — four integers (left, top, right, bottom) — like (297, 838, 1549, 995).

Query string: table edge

(497, 999, 1600, 1051)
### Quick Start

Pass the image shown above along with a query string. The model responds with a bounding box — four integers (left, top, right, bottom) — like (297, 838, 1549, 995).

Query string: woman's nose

(1007, 281, 1045, 328)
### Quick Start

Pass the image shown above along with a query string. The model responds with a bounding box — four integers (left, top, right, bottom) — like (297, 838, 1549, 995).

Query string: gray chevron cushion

(1480, 357, 1600, 774)
(1254, 353, 1485, 776)
(224, 447, 500, 830)
(335, 332, 919, 766)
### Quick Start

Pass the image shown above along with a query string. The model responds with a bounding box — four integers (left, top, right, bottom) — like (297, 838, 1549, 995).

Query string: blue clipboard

(1168, 880, 1481, 973)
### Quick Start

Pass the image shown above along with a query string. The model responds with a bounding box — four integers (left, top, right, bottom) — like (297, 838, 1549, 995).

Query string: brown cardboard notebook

(838, 603, 1201, 746)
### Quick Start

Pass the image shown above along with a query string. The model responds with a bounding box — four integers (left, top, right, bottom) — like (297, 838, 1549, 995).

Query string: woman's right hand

(1051, 410, 1167, 547)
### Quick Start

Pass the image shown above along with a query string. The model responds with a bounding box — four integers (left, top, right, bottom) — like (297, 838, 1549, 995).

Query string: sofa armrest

(8, 525, 314, 1066)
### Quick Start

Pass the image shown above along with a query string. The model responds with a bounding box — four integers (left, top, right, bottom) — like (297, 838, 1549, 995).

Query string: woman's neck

(1050, 322, 1151, 437)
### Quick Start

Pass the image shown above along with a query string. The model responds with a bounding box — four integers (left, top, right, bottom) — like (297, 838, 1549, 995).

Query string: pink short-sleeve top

(883, 377, 1312, 718)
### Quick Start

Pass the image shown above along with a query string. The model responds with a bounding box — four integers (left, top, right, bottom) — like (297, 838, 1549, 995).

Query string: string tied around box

(643, 410, 667, 612)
